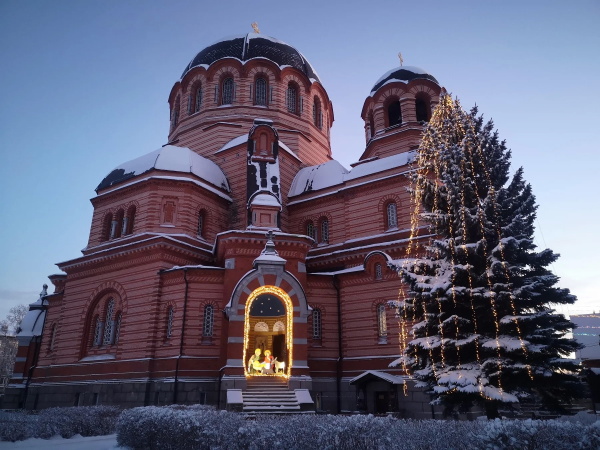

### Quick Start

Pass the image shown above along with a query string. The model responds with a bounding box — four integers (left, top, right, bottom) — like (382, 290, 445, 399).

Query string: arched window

(221, 77, 234, 105)
(203, 305, 214, 338)
(368, 111, 375, 139)
(386, 202, 398, 229)
(377, 304, 387, 342)
(387, 100, 401, 127)
(114, 209, 124, 239)
(195, 85, 203, 112)
(124, 205, 136, 235)
(166, 306, 174, 339)
(171, 96, 180, 130)
(306, 221, 316, 241)
(312, 308, 322, 340)
(114, 312, 122, 344)
(254, 77, 267, 106)
(313, 97, 322, 129)
(101, 213, 113, 241)
(320, 218, 329, 244)
(286, 83, 299, 115)
(88, 294, 122, 351)
(254, 321, 269, 332)
(415, 96, 429, 122)
(93, 315, 103, 347)
(197, 210, 206, 238)
(103, 299, 115, 345)
(375, 263, 383, 280)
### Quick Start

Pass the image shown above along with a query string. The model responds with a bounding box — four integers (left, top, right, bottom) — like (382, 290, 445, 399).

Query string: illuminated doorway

(243, 286, 293, 377)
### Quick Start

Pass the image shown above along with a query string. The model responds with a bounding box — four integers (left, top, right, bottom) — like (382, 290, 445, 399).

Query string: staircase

(242, 376, 313, 415)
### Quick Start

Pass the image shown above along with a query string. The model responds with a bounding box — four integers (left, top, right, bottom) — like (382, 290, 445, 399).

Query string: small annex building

(4, 32, 442, 417)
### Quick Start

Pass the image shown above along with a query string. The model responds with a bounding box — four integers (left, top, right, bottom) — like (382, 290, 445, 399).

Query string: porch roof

(349, 370, 407, 386)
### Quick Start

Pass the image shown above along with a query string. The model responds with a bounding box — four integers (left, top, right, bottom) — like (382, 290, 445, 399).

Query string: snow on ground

(0, 434, 122, 450)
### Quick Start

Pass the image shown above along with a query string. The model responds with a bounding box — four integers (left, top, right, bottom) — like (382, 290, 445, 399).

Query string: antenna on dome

(251, 22, 260, 33)
(398, 52, 404, 67)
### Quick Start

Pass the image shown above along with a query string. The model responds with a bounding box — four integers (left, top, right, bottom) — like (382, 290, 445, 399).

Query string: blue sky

(0, 0, 598, 320)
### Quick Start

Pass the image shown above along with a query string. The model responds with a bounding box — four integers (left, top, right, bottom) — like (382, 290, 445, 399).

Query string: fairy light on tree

(390, 91, 583, 418)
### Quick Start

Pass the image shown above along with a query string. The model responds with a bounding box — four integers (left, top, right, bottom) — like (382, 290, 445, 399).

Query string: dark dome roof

(181, 33, 321, 83)
(371, 66, 438, 94)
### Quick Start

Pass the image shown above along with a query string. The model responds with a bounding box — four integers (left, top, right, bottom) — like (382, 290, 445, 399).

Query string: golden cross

(251, 22, 260, 33)
(398, 52, 404, 66)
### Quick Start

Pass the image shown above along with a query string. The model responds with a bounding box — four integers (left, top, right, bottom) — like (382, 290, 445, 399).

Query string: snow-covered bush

(475, 418, 600, 450)
(0, 410, 37, 442)
(114, 406, 600, 450)
(116, 404, 243, 450)
(0, 405, 121, 442)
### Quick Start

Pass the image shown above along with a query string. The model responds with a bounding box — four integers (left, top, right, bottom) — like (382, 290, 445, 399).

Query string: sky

(0, 0, 598, 321)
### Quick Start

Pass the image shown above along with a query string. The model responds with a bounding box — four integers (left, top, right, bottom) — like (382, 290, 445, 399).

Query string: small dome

(181, 33, 321, 83)
(97, 145, 230, 192)
(371, 66, 438, 94)
(250, 192, 281, 209)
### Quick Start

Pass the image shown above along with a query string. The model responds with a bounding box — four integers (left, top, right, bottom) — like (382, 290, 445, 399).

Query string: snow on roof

(289, 160, 348, 197)
(373, 65, 428, 86)
(97, 145, 230, 192)
(311, 266, 364, 276)
(17, 309, 45, 338)
(289, 151, 414, 197)
(251, 193, 282, 208)
(349, 370, 406, 385)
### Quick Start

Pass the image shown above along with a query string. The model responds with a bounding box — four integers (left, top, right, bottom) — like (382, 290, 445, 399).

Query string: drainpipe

(173, 268, 190, 404)
(333, 274, 342, 414)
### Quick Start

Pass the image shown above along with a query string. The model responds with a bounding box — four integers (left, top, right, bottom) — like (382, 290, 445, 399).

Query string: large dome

(181, 33, 321, 83)
(370, 66, 438, 94)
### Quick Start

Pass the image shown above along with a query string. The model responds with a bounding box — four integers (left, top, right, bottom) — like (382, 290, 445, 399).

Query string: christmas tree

(391, 92, 582, 418)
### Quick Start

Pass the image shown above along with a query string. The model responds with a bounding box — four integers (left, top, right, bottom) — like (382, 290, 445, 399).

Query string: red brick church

(5, 31, 442, 416)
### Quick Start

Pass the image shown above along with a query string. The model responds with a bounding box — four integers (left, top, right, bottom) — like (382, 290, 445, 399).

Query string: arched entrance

(243, 286, 293, 377)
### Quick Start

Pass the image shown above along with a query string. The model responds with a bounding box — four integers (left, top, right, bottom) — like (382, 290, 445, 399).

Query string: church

(5, 31, 442, 417)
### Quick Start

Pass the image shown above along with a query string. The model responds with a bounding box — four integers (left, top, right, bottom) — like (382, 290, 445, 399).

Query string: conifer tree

(392, 92, 582, 417)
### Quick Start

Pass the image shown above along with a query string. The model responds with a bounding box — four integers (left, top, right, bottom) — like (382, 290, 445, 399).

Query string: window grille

(166, 307, 174, 339)
(103, 299, 115, 345)
(255, 78, 267, 106)
(195, 86, 202, 112)
(222, 78, 234, 105)
(203, 305, 214, 337)
(197, 211, 204, 237)
(114, 313, 122, 344)
(377, 304, 387, 337)
(126, 206, 136, 235)
(312, 309, 322, 339)
(313, 98, 322, 129)
(306, 221, 315, 240)
(375, 263, 383, 280)
(187, 94, 193, 115)
(387, 202, 397, 229)
(320, 219, 329, 244)
(171, 97, 180, 129)
(287, 84, 298, 114)
(93, 316, 103, 347)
